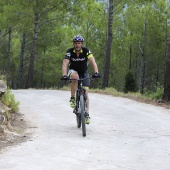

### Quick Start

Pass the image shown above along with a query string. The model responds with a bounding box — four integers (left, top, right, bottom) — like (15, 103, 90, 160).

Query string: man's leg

(85, 88, 89, 113)
(84, 88, 90, 124)
(68, 70, 79, 108)
(81, 71, 90, 124)
(70, 72, 79, 97)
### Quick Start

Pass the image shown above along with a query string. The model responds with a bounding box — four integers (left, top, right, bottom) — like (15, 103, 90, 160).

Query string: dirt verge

(0, 112, 31, 152)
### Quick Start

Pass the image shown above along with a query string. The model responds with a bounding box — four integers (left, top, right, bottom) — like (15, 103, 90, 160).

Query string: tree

(7, 27, 12, 86)
(17, 32, 26, 88)
(25, 0, 66, 88)
(111, 0, 167, 93)
(102, 0, 113, 89)
(163, 32, 170, 102)
(139, 10, 148, 94)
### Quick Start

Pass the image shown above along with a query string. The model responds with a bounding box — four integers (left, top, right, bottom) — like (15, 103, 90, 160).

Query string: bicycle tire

(75, 92, 81, 128)
(80, 95, 86, 137)
(76, 114, 81, 128)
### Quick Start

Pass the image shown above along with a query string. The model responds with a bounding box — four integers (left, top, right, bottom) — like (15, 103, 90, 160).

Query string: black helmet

(73, 35, 84, 42)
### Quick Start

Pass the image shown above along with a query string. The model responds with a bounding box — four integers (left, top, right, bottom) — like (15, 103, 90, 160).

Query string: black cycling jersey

(64, 47, 93, 73)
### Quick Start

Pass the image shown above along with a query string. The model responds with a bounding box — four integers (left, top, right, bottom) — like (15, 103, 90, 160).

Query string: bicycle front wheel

(80, 95, 86, 137)
(76, 114, 81, 128)
(76, 92, 81, 128)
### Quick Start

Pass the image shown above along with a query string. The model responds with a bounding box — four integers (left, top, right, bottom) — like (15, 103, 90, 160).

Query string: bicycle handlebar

(61, 75, 100, 81)
(69, 76, 93, 82)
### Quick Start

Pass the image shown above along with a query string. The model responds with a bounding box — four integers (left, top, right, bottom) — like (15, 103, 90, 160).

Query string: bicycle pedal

(73, 108, 78, 113)
(84, 112, 89, 117)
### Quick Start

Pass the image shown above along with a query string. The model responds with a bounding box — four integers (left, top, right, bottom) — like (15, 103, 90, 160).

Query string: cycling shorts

(68, 69, 90, 88)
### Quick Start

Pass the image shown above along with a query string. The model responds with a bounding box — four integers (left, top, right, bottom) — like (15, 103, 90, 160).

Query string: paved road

(0, 90, 170, 170)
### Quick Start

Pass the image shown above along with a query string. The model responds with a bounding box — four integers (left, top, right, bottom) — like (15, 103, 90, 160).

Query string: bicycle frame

(76, 80, 87, 111)
(70, 77, 90, 137)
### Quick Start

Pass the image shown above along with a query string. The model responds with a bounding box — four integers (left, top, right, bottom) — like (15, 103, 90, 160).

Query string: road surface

(0, 90, 170, 170)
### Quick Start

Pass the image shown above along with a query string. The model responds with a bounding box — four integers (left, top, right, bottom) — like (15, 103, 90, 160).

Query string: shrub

(144, 86, 164, 101)
(1, 89, 20, 112)
(124, 71, 138, 93)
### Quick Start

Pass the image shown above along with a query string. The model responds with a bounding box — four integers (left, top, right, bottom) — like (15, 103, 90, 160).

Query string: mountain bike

(70, 77, 91, 137)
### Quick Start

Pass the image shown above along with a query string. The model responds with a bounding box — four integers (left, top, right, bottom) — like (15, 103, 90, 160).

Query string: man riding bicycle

(61, 35, 100, 124)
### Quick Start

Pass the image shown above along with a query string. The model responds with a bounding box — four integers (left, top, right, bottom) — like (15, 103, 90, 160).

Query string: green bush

(124, 71, 138, 93)
(144, 86, 164, 101)
(1, 89, 20, 112)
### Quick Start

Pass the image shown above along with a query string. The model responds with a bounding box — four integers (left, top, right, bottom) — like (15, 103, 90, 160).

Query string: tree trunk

(26, 12, 39, 88)
(102, 0, 113, 89)
(7, 27, 12, 86)
(139, 15, 147, 94)
(17, 32, 26, 88)
(129, 45, 132, 70)
(40, 52, 46, 89)
(163, 31, 170, 102)
(40, 63, 45, 88)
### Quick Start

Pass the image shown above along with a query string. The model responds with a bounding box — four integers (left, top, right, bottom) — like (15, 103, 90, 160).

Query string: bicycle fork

(73, 90, 87, 117)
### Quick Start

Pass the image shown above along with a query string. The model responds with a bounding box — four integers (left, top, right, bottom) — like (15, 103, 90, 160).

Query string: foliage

(1, 89, 20, 112)
(0, 73, 6, 81)
(144, 85, 164, 101)
(0, 0, 170, 101)
(124, 71, 138, 93)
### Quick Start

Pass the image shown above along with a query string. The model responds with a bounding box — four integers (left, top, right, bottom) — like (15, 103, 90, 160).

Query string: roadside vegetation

(0, 75, 20, 113)
(1, 89, 20, 113)
(61, 85, 170, 109)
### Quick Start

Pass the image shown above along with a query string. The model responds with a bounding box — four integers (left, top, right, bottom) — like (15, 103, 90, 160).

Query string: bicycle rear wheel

(80, 95, 86, 137)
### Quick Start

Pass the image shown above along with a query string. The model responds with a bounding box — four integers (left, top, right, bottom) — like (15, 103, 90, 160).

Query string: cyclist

(61, 35, 100, 124)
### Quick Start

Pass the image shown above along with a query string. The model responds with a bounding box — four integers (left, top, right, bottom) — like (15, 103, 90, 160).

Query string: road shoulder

(0, 112, 32, 152)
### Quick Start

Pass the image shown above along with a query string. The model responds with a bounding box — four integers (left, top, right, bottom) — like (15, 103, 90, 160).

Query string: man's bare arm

(88, 57, 99, 73)
(62, 59, 69, 76)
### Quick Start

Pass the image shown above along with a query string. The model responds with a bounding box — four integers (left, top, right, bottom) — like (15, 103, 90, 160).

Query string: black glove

(61, 75, 69, 80)
(92, 72, 100, 78)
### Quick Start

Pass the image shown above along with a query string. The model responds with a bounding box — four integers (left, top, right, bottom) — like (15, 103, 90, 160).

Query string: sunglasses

(73, 38, 83, 41)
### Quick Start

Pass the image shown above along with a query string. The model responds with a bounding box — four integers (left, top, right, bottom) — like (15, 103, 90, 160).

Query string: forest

(0, 0, 170, 102)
